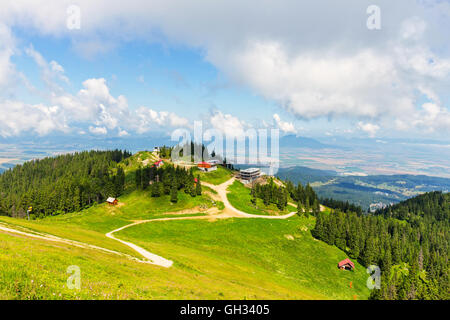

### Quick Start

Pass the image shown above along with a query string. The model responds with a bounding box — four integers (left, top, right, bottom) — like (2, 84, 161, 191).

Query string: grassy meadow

(0, 212, 370, 299)
(193, 166, 233, 185)
(0, 153, 370, 300)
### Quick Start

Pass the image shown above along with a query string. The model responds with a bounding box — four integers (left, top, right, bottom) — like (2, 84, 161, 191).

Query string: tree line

(312, 191, 449, 300)
(250, 178, 320, 213)
(320, 197, 363, 214)
(0, 150, 130, 218)
(134, 163, 201, 203)
(285, 180, 320, 214)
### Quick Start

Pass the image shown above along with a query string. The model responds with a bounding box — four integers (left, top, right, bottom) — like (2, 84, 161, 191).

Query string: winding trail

(202, 177, 297, 219)
(0, 222, 154, 265)
(1, 177, 298, 268)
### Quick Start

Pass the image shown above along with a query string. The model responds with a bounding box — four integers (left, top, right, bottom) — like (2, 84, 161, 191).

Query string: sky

(0, 0, 450, 142)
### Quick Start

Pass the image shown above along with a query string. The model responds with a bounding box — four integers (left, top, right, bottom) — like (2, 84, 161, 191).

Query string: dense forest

(285, 180, 320, 214)
(312, 191, 449, 300)
(320, 197, 363, 215)
(134, 163, 201, 202)
(0, 150, 131, 218)
(250, 179, 320, 213)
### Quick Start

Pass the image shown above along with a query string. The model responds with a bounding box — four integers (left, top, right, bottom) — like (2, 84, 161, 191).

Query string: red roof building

(338, 258, 355, 270)
(153, 160, 164, 168)
(197, 161, 217, 172)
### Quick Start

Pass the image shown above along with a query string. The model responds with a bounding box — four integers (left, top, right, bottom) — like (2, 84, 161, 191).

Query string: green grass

(120, 151, 158, 172)
(0, 189, 216, 255)
(193, 166, 233, 185)
(0, 174, 370, 300)
(0, 215, 370, 299)
(227, 180, 296, 216)
(117, 216, 370, 299)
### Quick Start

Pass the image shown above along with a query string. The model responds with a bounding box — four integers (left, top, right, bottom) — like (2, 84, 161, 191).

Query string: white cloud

(89, 126, 107, 135)
(209, 111, 247, 138)
(26, 45, 70, 90)
(273, 113, 296, 134)
(0, 100, 68, 137)
(118, 128, 129, 136)
(1, 1, 449, 137)
(134, 107, 189, 133)
(357, 122, 380, 138)
(0, 23, 18, 91)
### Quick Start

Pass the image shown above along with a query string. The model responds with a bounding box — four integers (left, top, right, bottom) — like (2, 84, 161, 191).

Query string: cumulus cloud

(50, 77, 129, 127)
(358, 122, 380, 137)
(0, 52, 189, 137)
(89, 126, 107, 135)
(0, 100, 68, 137)
(118, 128, 129, 136)
(209, 111, 248, 138)
(134, 107, 189, 133)
(273, 113, 296, 134)
(1, 0, 449, 137)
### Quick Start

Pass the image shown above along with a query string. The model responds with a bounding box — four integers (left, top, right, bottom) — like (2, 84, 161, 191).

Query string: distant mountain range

(277, 166, 450, 210)
(279, 135, 342, 149)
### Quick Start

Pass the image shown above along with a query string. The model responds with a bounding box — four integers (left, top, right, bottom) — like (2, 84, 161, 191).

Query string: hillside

(277, 166, 450, 209)
(0, 150, 371, 300)
(0, 201, 370, 300)
(312, 191, 449, 300)
(0, 150, 131, 218)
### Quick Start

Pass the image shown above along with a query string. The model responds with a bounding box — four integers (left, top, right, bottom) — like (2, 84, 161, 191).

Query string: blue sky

(1, 0, 449, 141)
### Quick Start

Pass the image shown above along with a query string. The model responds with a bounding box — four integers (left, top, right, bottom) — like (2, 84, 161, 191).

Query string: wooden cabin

(106, 197, 118, 206)
(338, 258, 355, 270)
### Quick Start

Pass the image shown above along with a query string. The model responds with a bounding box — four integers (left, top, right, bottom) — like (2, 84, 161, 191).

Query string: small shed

(338, 258, 355, 270)
(106, 197, 118, 205)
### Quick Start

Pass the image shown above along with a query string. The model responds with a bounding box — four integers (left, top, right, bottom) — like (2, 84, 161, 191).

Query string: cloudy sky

(0, 0, 449, 141)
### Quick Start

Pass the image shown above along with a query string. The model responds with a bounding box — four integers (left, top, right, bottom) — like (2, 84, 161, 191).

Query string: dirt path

(103, 177, 298, 266)
(0, 222, 156, 265)
(105, 214, 237, 268)
(202, 177, 297, 219)
(1, 177, 298, 269)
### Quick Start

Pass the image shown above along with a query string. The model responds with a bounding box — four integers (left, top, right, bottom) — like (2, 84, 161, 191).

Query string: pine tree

(196, 176, 202, 196)
(361, 237, 376, 266)
(297, 201, 303, 216)
(135, 167, 142, 190)
(170, 182, 178, 203)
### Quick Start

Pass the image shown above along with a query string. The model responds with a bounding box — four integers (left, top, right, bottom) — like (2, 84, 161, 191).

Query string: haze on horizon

(0, 0, 449, 176)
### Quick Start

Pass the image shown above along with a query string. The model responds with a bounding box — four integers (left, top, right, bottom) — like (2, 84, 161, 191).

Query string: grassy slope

(117, 216, 370, 299)
(227, 180, 296, 216)
(193, 166, 233, 185)
(0, 215, 370, 299)
(0, 154, 370, 300)
(0, 189, 215, 255)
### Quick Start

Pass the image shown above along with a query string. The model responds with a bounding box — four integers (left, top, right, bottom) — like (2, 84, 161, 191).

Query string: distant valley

(277, 166, 450, 210)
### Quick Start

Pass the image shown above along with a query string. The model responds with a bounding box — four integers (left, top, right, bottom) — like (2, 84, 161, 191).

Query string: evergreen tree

(135, 167, 142, 190)
(196, 176, 202, 196)
(170, 182, 178, 203)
